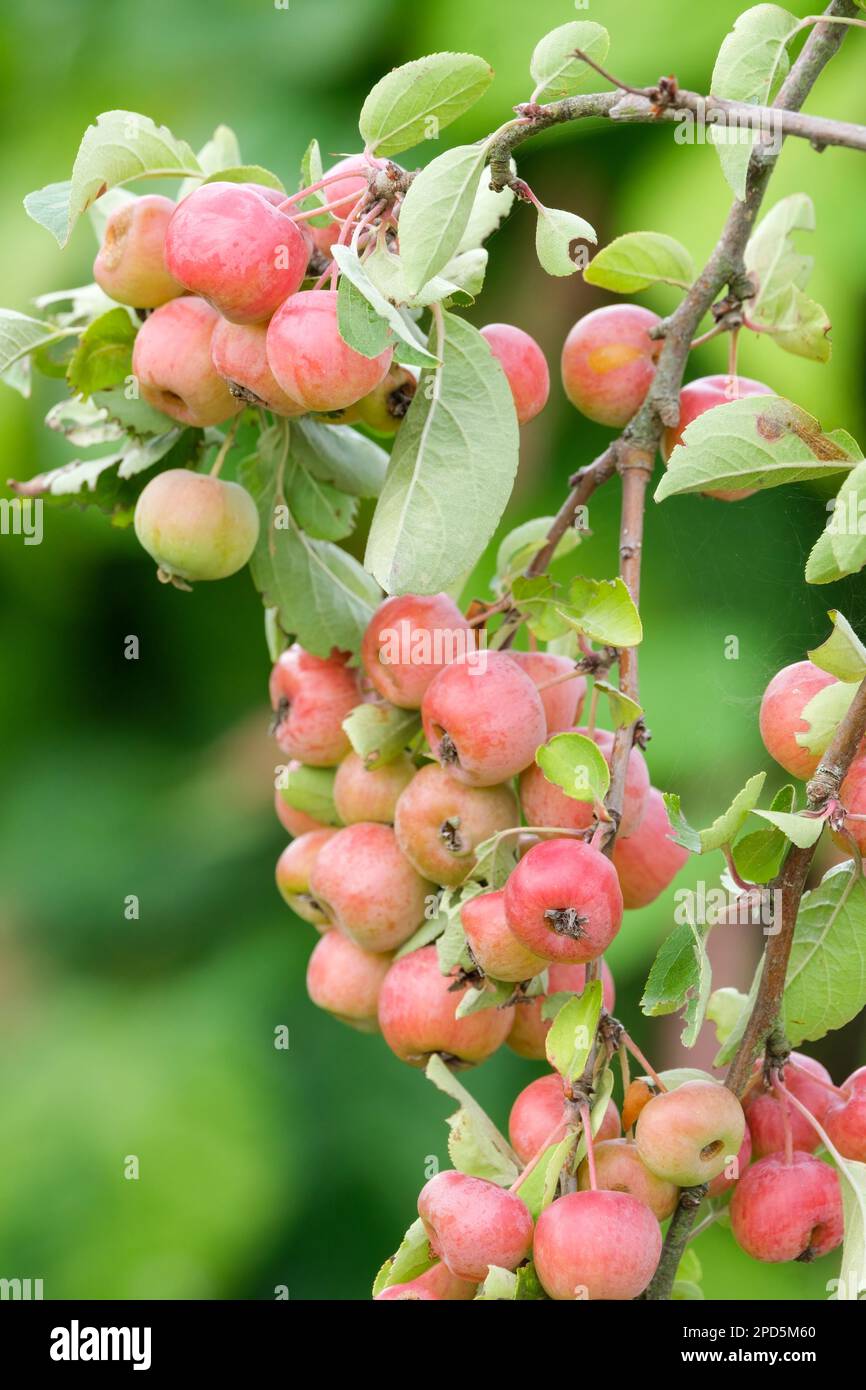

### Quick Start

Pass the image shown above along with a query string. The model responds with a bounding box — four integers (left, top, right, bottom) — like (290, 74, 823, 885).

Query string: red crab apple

(132, 295, 243, 427)
(361, 593, 476, 709)
(355, 363, 418, 434)
(164, 181, 308, 324)
(744, 1052, 834, 1158)
(211, 318, 305, 416)
(394, 764, 519, 888)
(503, 837, 623, 965)
(758, 660, 839, 781)
(374, 1262, 476, 1301)
(519, 726, 649, 838)
(269, 646, 359, 767)
(378, 945, 512, 1067)
(133, 468, 258, 582)
(305, 929, 391, 1032)
(333, 750, 415, 825)
(730, 1152, 843, 1262)
(508, 651, 586, 735)
(460, 889, 549, 983)
(274, 786, 327, 837)
(267, 289, 392, 411)
(577, 1139, 679, 1222)
(308, 155, 371, 257)
(612, 788, 689, 909)
(507, 959, 616, 1059)
(422, 652, 547, 786)
(480, 323, 550, 424)
(275, 829, 336, 926)
(561, 304, 662, 428)
(417, 1171, 534, 1282)
(635, 1079, 746, 1186)
(706, 1125, 753, 1198)
(509, 1073, 620, 1165)
(93, 193, 183, 307)
(833, 755, 866, 854)
(309, 822, 432, 952)
(661, 374, 773, 502)
(534, 1190, 662, 1300)
(824, 1066, 866, 1162)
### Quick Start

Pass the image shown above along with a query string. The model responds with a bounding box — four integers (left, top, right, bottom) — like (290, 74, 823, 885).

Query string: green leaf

(23, 180, 74, 244)
(713, 961, 763, 1067)
(529, 22, 611, 102)
(342, 702, 421, 769)
(283, 455, 357, 542)
(809, 611, 866, 683)
(510, 576, 570, 643)
(457, 166, 515, 253)
(372, 1218, 435, 1295)
(494, 517, 580, 591)
(202, 165, 285, 192)
(545, 980, 603, 1081)
(365, 311, 519, 594)
(45, 396, 125, 447)
(359, 53, 494, 157)
(332, 244, 440, 366)
(826, 460, 866, 575)
(594, 680, 643, 729)
(294, 138, 330, 227)
(641, 919, 712, 1047)
(276, 763, 341, 826)
(468, 831, 519, 890)
(806, 528, 854, 586)
(92, 386, 177, 438)
(656, 396, 859, 501)
(193, 124, 241, 175)
(425, 1054, 520, 1184)
(732, 783, 794, 882)
(291, 417, 388, 499)
(474, 1265, 519, 1300)
(557, 575, 643, 648)
(393, 911, 449, 961)
(536, 732, 609, 805)
(514, 1138, 570, 1221)
(700, 772, 765, 853)
(574, 1067, 615, 1166)
(706, 987, 750, 1046)
(336, 275, 393, 361)
(751, 808, 824, 848)
(535, 205, 597, 277)
(66, 307, 136, 397)
(584, 231, 695, 293)
(663, 792, 703, 853)
(782, 862, 866, 1046)
(8, 428, 189, 523)
(795, 678, 859, 760)
(397, 144, 489, 293)
(744, 195, 830, 362)
(0, 309, 77, 376)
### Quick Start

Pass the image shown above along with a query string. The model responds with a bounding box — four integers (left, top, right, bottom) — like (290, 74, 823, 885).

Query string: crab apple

(422, 652, 547, 787)
(758, 660, 839, 780)
(506, 959, 616, 1059)
(824, 1067, 866, 1162)
(578, 1139, 679, 1222)
(269, 646, 359, 767)
(305, 929, 391, 1032)
(275, 785, 327, 837)
(309, 823, 432, 952)
(267, 289, 392, 411)
(309, 155, 370, 256)
(374, 1263, 476, 1301)
(164, 181, 308, 324)
(377, 944, 511, 1067)
(503, 837, 623, 965)
(93, 194, 183, 308)
(361, 593, 476, 709)
(509, 1073, 620, 1164)
(333, 750, 415, 825)
(612, 788, 689, 909)
(244, 183, 314, 254)
(508, 650, 586, 735)
(394, 764, 519, 888)
(561, 304, 662, 428)
(730, 1152, 843, 1262)
(635, 1079, 746, 1186)
(661, 374, 773, 502)
(834, 755, 866, 854)
(211, 318, 305, 416)
(133, 468, 258, 582)
(534, 1190, 662, 1301)
(275, 829, 336, 926)
(460, 890, 549, 983)
(480, 323, 550, 425)
(417, 1171, 533, 1282)
(519, 726, 649, 838)
(744, 1052, 835, 1158)
(706, 1125, 753, 1198)
(132, 296, 243, 427)
(356, 363, 418, 434)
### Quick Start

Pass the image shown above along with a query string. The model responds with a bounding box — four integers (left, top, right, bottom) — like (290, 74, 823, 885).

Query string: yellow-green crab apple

(377, 944, 512, 1067)
(824, 1066, 866, 1162)
(744, 1052, 835, 1158)
(211, 318, 305, 416)
(422, 651, 547, 786)
(635, 1079, 746, 1186)
(561, 304, 662, 428)
(506, 959, 616, 1059)
(132, 296, 244, 426)
(93, 194, 183, 307)
(333, 750, 415, 825)
(305, 929, 391, 1032)
(417, 1171, 533, 1282)
(275, 786, 327, 837)
(758, 660, 839, 780)
(266, 289, 392, 411)
(519, 726, 649, 837)
(534, 1190, 662, 1300)
(480, 323, 550, 425)
(730, 1152, 843, 1262)
(374, 1263, 476, 1300)
(460, 889, 549, 983)
(309, 822, 432, 951)
(361, 593, 476, 709)
(504, 837, 623, 965)
(612, 787, 689, 909)
(508, 1073, 620, 1165)
(269, 646, 359, 766)
(577, 1139, 678, 1222)
(508, 650, 587, 736)
(662, 374, 773, 502)
(394, 764, 519, 887)
(355, 363, 418, 434)
(133, 468, 258, 582)
(275, 828, 336, 925)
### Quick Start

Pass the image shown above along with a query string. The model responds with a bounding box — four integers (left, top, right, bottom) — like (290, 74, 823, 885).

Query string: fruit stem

(209, 418, 240, 477)
(587, 682, 599, 738)
(509, 1117, 569, 1193)
(578, 1102, 598, 1190)
(773, 1077, 795, 1166)
(785, 1059, 845, 1097)
(621, 1032, 668, 1092)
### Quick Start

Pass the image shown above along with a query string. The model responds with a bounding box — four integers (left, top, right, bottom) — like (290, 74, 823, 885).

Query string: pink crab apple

(534, 1190, 662, 1301)
(612, 787, 689, 909)
(520, 726, 649, 838)
(93, 193, 183, 308)
(245, 182, 314, 257)
(503, 837, 624, 965)
(133, 468, 258, 582)
(832, 755, 866, 854)
(361, 593, 476, 709)
(422, 652, 547, 787)
(635, 1079, 746, 1186)
(132, 296, 243, 427)
(269, 646, 360, 767)
(480, 323, 550, 425)
(377, 944, 512, 1067)
(308, 155, 371, 257)
(706, 1125, 753, 1198)
(744, 1052, 835, 1158)
(460, 889, 549, 983)
(374, 1263, 476, 1301)
(267, 289, 392, 412)
(824, 1066, 866, 1162)
(758, 660, 839, 780)
(305, 929, 391, 1033)
(274, 785, 328, 837)
(509, 1072, 620, 1165)
(730, 1152, 843, 1262)
(661, 374, 773, 502)
(211, 318, 305, 416)
(356, 363, 418, 434)
(309, 823, 433, 952)
(577, 1139, 679, 1222)
(275, 828, 336, 926)
(508, 651, 586, 735)
(561, 304, 662, 428)
(417, 1171, 534, 1282)
(164, 181, 309, 324)
(333, 750, 416, 825)
(507, 959, 616, 1059)
(394, 764, 519, 888)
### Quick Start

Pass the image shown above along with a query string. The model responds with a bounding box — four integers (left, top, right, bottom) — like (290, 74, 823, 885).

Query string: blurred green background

(0, 0, 864, 1301)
